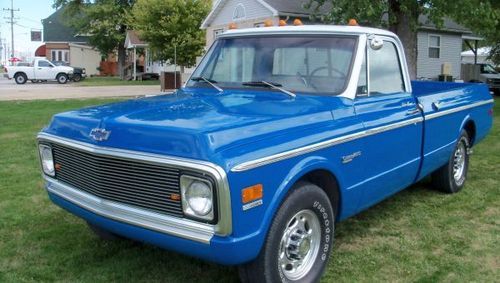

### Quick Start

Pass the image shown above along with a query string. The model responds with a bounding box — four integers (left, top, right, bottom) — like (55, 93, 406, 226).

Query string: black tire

(72, 73, 82, 82)
(238, 182, 334, 283)
(432, 130, 470, 193)
(57, 73, 68, 84)
(87, 222, 123, 241)
(14, 73, 27, 84)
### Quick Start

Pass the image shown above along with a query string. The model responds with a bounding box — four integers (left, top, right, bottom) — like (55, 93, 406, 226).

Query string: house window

(232, 4, 246, 21)
(51, 49, 70, 62)
(428, 35, 440, 59)
(214, 29, 224, 39)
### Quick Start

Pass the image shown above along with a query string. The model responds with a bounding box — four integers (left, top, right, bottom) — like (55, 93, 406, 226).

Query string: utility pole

(0, 33, 3, 64)
(3, 0, 19, 59)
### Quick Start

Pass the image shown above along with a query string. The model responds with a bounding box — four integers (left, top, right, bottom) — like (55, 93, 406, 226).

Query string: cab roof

(220, 25, 397, 38)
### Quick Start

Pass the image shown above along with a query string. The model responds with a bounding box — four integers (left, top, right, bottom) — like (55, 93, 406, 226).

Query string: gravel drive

(0, 76, 170, 101)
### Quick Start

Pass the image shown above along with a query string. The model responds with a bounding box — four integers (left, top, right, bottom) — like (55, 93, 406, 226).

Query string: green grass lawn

(0, 98, 498, 282)
(77, 76, 160, 87)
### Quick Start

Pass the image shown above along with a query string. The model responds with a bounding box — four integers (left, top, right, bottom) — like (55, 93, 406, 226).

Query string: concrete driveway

(0, 75, 170, 101)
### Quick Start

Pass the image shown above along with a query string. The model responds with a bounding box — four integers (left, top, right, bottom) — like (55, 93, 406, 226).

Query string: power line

(19, 16, 41, 25)
(3, 0, 19, 58)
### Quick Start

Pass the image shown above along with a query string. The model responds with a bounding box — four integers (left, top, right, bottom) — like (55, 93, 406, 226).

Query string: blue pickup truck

(37, 25, 494, 282)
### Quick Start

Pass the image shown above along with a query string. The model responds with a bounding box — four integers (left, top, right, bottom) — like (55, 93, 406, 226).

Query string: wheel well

(14, 72, 26, 78)
(57, 72, 67, 78)
(463, 120, 476, 145)
(298, 169, 340, 218)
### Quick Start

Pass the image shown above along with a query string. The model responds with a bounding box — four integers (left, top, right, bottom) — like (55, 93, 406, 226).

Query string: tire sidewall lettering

(311, 199, 333, 263)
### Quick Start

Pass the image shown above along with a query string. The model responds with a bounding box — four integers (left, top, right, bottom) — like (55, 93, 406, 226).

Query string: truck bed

(411, 80, 487, 96)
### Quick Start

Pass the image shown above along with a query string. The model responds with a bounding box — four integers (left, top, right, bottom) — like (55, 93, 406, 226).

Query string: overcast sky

(1, 0, 55, 63)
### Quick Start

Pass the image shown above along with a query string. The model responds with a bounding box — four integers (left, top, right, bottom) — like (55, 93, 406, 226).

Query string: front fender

(225, 154, 348, 262)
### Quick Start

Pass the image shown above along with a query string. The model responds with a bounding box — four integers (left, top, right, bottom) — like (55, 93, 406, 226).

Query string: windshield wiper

(190, 76, 223, 92)
(242, 81, 296, 98)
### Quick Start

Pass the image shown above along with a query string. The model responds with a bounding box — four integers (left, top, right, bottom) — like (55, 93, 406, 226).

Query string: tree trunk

(117, 44, 126, 80)
(388, 0, 419, 80)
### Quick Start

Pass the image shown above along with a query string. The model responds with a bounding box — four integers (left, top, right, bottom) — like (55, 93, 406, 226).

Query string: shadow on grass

(56, 180, 443, 282)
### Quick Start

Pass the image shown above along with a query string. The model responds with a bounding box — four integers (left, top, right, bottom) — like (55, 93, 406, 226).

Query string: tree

(308, 0, 497, 79)
(54, 0, 135, 79)
(128, 0, 210, 72)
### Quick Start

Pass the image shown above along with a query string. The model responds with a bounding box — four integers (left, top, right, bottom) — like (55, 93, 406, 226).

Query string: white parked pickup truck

(6, 58, 74, 84)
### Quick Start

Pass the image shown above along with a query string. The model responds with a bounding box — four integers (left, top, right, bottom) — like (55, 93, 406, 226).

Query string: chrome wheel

(15, 75, 26, 84)
(279, 209, 321, 281)
(453, 141, 466, 184)
(58, 75, 67, 84)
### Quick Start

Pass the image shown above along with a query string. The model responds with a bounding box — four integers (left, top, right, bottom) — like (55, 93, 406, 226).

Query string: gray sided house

(417, 16, 475, 80)
(203, 1, 474, 80)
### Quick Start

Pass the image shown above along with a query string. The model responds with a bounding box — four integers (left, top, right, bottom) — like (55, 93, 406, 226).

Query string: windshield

(187, 35, 357, 95)
(481, 64, 498, 74)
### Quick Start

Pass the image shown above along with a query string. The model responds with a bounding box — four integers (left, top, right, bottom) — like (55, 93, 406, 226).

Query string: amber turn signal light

(170, 193, 181, 201)
(242, 184, 263, 204)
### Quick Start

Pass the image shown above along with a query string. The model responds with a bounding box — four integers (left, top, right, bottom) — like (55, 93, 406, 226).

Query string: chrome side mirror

(370, 36, 384, 50)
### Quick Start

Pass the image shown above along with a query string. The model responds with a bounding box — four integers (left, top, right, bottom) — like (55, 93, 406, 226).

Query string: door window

(38, 60, 52, 67)
(369, 41, 405, 95)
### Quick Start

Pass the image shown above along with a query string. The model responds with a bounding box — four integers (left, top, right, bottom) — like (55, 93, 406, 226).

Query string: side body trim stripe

(231, 99, 494, 172)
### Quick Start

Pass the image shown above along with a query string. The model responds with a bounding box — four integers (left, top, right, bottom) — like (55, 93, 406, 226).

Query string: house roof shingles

(42, 8, 88, 43)
(125, 30, 148, 48)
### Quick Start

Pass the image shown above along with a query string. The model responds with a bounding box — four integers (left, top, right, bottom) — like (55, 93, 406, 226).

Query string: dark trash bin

(438, 74, 453, 82)
(160, 71, 181, 91)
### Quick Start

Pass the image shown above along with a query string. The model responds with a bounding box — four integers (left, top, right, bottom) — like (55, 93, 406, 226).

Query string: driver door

(35, 60, 55, 80)
(354, 37, 423, 210)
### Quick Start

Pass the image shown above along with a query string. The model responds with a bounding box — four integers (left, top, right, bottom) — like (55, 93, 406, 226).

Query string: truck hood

(56, 66, 73, 73)
(42, 88, 347, 163)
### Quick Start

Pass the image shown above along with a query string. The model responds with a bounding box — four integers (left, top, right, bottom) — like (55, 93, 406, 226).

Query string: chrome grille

(50, 143, 183, 217)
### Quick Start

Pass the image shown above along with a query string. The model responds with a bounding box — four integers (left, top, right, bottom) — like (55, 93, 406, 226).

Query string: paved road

(0, 75, 171, 101)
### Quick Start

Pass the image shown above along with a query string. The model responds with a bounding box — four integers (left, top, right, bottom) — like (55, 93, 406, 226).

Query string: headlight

(180, 175, 214, 222)
(38, 144, 55, 176)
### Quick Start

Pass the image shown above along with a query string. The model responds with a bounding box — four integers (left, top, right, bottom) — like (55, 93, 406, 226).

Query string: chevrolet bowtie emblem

(89, 128, 111, 141)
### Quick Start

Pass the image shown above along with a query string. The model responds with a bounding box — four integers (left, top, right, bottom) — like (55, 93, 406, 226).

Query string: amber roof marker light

(293, 18, 303, 26)
(279, 19, 287, 26)
(264, 19, 274, 27)
(348, 19, 359, 26)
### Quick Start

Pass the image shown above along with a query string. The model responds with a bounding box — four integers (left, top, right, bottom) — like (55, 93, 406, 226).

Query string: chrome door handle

(406, 108, 421, 115)
(432, 101, 441, 110)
